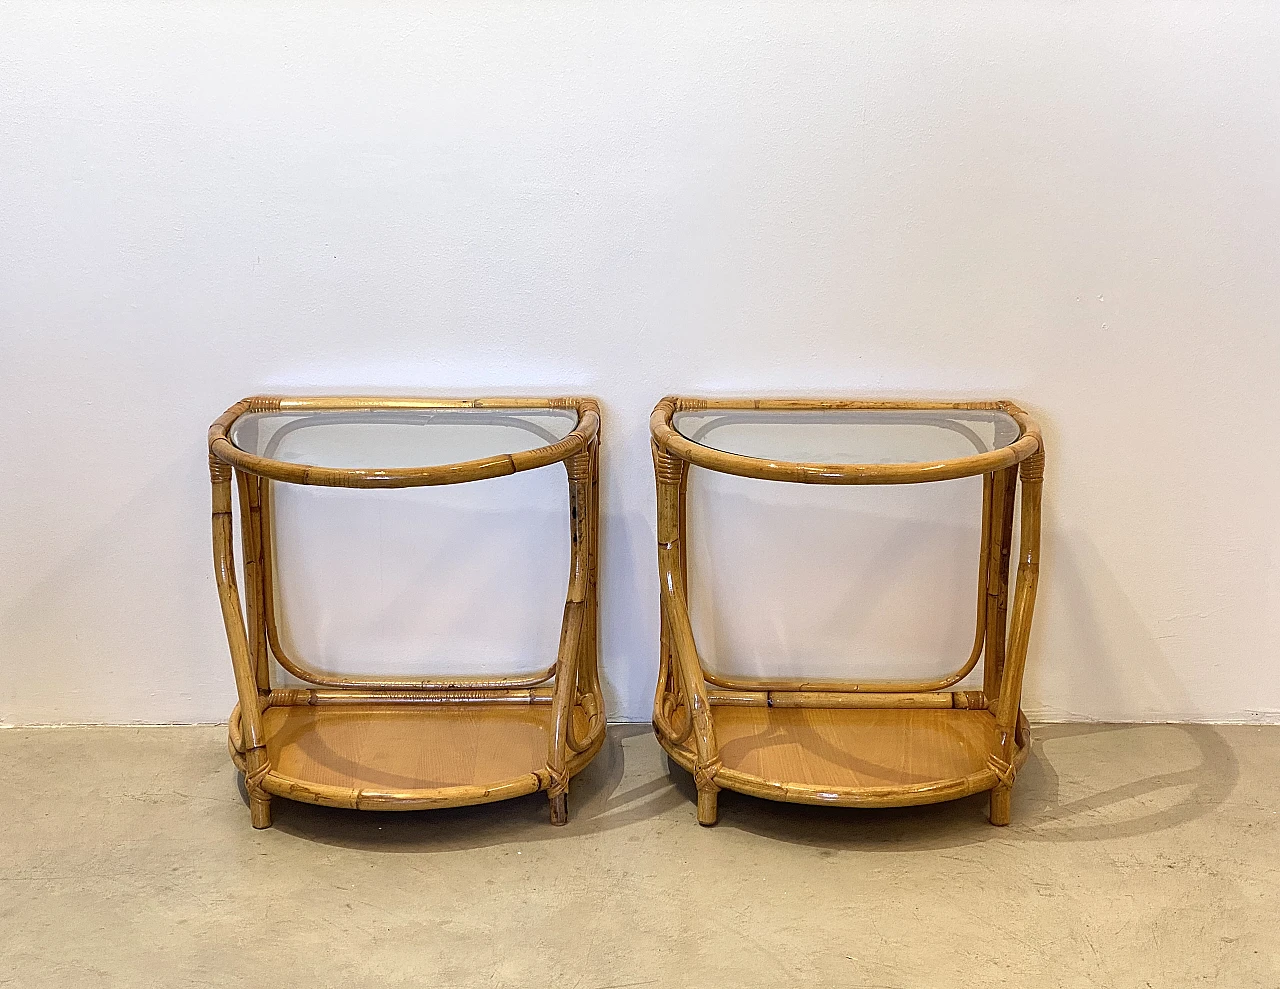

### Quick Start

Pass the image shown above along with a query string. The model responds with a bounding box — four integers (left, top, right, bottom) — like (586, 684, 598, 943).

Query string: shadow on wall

(1029, 523, 1216, 721)
(259, 722, 1238, 854)
(0, 460, 216, 723)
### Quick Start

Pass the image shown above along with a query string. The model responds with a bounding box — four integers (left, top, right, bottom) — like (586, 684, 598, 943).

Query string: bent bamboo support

(211, 455, 272, 828)
(546, 444, 599, 823)
(653, 443, 722, 825)
(988, 447, 1044, 825)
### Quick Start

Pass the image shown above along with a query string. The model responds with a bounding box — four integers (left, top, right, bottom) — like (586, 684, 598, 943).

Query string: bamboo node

(1020, 451, 1045, 483)
(209, 454, 233, 483)
(986, 754, 1016, 788)
(247, 396, 282, 413)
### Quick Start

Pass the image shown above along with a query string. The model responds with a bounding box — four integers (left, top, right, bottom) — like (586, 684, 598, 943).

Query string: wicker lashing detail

(986, 754, 1016, 788)
(244, 755, 271, 794)
(653, 446, 685, 486)
(546, 764, 570, 800)
(693, 757, 723, 793)
(564, 450, 592, 482)
(209, 453, 233, 484)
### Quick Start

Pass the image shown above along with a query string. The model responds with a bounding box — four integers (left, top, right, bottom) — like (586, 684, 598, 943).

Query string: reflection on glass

(673, 409, 1020, 465)
(230, 407, 578, 470)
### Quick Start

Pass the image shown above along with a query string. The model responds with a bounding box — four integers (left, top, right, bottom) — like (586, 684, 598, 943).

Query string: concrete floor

(1, 724, 1276, 987)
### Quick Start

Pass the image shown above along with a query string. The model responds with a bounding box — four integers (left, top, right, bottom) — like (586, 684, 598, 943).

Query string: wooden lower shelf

(661, 706, 1028, 808)
(232, 702, 596, 811)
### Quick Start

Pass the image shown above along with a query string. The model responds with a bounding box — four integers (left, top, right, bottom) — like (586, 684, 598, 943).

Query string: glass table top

(230, 407, 579, 470)
(672, 408, 1021, 466)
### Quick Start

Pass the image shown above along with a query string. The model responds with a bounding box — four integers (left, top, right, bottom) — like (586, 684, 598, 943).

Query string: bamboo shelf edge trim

(658, 713, 1032, 808)
(209, 395, 601, 488)
(649, 396, 1042, 485)
(228, 692, 568, 751)
(229, 713, 606, 811)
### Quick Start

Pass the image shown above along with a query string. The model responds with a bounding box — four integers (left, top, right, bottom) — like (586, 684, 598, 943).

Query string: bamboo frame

(211, 396, 604, 828)
(650, 396, 1044, 826)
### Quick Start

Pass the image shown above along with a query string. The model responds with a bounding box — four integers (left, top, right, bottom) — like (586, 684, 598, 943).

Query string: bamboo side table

(209, 396, 604, 829)
(649, 398, 1044, 826)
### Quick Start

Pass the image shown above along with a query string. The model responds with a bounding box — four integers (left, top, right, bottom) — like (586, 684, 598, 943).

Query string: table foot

(549, 791, 568, 826)
(250, 793, 272, 829)
(989, 785, 1011, 826)
(696, 788, 719, 826)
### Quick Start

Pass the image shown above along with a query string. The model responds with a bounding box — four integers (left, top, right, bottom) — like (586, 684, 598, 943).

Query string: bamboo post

(983, 464, 1018, 702)
(582, 434, 603, 725)
(212, 455, 272, 828)
(564, 434, 606, 757)
(581, 434, 602, 715)
(235, 470, 270, 692)
(547, 447, 592, 824)
(989, 447, 1044, 825)
(654, 441, 722, 825)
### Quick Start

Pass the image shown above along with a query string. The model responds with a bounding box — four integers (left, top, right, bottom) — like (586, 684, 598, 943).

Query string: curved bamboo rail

(650, 396, 1044, 826)
(210, 395, 600, 489)
(210, 396, 605, 828)
(650, 396, 1040, 485)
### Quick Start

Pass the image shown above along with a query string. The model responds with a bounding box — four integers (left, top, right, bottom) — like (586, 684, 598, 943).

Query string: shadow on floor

(253, 722, 1239, 853)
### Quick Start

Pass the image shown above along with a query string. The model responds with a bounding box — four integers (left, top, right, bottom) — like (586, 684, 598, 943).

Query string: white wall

(2, 2, 1278, 725)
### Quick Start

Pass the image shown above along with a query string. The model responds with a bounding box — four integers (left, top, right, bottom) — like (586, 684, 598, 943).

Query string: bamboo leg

(654, 443, 721, 825)
(564, 439, 606, 757)
(582, 437, 603, 719)
(548, 599, 585, 824)
(212, 457, 272, 828)
(983, 465, 1018, 703)
(989, 787, 1012, 826)
(989, 449, 1045, 826)
(236, 470, 270, 692)
(548, 449, 592, 825)
(652, 435, 685, 741)
(697, 788, 719, 827)
(661, 578, 721, 824)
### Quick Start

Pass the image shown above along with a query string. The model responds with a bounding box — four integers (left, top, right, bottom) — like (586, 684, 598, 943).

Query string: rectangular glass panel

(674, 408, 1020, 465)
(267, 471, 570, 681)
(231, 407, 578, 470)
(686, 471, 987, 686)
